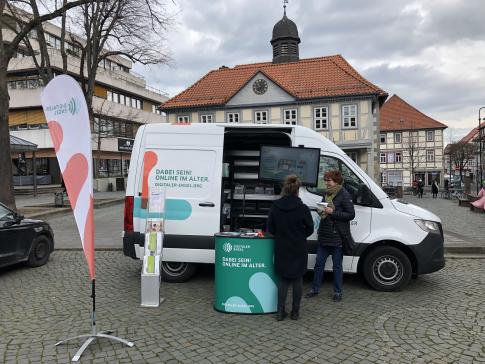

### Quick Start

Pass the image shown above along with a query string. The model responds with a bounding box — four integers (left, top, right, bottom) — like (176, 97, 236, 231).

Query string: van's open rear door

(134, 124, 224, 240)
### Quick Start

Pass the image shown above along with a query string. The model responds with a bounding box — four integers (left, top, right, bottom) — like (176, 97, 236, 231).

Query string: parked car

(0, 202, 54, 269)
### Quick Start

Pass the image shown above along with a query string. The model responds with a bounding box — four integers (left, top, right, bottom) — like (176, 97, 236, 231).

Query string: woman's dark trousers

(278, 277, 303, 313)
(311, 245, 343, 295)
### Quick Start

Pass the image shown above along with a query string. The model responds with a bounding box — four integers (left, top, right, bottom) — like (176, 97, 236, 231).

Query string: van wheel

(27, 235, 52, 267)
(161, 262, 196, 283)
(363, 246, 412, 291)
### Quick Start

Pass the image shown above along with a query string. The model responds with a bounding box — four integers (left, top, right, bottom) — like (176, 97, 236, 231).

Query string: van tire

(162, 262, 196, 283)
(363, 246, 412, 291)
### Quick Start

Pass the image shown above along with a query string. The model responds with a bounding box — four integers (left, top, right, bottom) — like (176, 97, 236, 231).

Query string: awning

(10, 135, 38, 152)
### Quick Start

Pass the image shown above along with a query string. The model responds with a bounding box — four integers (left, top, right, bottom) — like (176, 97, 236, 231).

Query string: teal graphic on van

(133, 197, 192, 220)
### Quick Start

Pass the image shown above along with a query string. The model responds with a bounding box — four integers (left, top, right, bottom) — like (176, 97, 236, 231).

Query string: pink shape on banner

(141, 151, 158, 209)
(47, 121, 63, 152)
(63, 153, 88, 210)
(84, 196, 95, 279)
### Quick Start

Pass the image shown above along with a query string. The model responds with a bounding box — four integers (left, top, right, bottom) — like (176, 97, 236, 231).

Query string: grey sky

(135, 0, 485, 142)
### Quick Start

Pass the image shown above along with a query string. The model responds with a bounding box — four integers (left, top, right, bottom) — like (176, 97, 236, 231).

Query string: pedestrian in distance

(418, 179, 424, 198)
(432, 178, 439, 199)
(306, 170, 355, 302)
(267, 175, 314, 321)
(412, 179, 418, 196)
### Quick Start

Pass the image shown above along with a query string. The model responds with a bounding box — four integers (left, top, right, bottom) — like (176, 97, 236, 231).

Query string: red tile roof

(161, 55, 388, 110)
(380, 94, 447, 131)
(459, 121, 485, 143)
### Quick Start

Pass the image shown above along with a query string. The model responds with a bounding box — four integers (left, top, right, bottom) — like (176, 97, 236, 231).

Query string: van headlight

(414, 219, 439, 232)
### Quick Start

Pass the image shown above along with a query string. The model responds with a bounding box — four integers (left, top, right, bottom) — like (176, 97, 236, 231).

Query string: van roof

(138, 123, 344, 155)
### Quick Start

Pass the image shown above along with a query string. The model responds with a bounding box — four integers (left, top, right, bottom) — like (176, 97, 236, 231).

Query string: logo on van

(223, 242, 233, 253)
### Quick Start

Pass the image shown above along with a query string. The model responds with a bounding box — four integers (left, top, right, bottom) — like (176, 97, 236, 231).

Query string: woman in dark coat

(306, 170, 355, 302)
(267, 175, 314, 321)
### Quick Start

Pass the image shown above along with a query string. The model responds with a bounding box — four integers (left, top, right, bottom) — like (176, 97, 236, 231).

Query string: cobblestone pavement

(1, 252, 484, 363)
(402, 195, 485, 243)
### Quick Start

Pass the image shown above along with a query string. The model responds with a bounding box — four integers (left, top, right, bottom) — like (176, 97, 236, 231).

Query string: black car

(0, 202, 54, 269)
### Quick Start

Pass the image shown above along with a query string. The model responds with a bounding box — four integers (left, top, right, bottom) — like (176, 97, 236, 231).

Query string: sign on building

(118, 137, 134, 152)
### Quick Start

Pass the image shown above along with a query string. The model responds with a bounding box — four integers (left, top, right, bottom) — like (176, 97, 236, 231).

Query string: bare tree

(402, 130, 426, 183)
(1, 0, 173, 207)
(447, 142, 477, 183)
(0, 0, 93, 208)
(68, 0, 172, 177)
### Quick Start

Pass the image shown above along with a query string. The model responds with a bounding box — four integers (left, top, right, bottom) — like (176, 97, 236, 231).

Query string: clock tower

(270, 3, 300, 64)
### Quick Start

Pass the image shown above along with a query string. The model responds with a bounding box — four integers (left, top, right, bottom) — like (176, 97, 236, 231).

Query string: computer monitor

(258, 145, 321, 187)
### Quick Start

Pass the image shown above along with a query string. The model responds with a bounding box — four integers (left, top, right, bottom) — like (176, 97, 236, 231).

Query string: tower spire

(271, 0, 300, 63)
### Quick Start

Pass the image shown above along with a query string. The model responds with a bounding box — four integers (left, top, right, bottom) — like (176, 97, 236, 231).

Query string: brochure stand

(141, 188, 165, 307)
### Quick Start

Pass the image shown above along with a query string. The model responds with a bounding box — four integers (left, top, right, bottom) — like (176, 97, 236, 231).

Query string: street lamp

(479, 107, 485, 192)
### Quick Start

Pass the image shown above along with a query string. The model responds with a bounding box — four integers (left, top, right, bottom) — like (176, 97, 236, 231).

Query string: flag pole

(55, 279, 135, 362)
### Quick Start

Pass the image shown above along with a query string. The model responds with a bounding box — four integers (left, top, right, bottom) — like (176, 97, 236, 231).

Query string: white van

(123, 123, 444, 291)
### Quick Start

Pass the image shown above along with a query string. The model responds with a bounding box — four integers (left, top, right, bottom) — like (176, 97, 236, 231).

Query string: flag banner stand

(41, 75, 134, 361)
(55, 279, 134, 361)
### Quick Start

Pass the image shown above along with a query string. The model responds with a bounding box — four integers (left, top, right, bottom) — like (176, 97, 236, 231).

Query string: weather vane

(283, 0, 288, 15)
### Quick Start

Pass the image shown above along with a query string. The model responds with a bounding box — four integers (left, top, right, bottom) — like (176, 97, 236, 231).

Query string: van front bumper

(409, 228, 445, 275)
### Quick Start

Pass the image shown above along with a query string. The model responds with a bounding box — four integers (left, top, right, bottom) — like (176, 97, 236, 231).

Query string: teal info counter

(214, 233, 278, 314)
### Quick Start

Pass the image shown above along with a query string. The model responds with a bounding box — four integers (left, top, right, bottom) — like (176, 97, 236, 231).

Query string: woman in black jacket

(305, 170, 355, 302)
(267, 175, 314, 321)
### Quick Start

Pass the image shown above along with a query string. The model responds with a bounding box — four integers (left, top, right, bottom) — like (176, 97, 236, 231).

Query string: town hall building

(160, 9, 388, 181)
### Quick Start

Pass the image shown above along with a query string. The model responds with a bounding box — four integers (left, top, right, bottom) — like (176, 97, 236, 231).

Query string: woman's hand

(324, 207, 333, 215)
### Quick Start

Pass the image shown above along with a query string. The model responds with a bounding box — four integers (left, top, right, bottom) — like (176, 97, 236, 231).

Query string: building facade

(444, 121, 485, 191)
(160, 12, 387, 181)
(6, 16, 168, 191)
(379, 95, 447, 187)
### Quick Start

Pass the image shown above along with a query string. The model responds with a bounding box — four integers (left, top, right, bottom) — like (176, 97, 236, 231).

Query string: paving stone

(1, 252, 485, 363)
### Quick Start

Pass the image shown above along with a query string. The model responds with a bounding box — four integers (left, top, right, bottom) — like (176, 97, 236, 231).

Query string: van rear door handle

(199, 202, 215, 207)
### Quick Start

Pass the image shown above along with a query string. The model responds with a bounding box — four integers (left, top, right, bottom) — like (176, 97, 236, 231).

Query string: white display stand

(141, 188, 165, 307)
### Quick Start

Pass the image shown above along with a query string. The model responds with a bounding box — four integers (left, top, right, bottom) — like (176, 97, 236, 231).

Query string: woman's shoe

(332, 293, 342, 302)
(290, 310, 300, 320)
(276, 310, 288, 321)
(305, 291, 318, 298)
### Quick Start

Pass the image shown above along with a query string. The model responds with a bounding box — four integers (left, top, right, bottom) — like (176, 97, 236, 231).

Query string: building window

(342, 104, 357, 128)
(227, 112, 240, 123)
(346, 151, 358, 163)
(387, 152, 395, 163)
(380, 152, 387, 163)
(395, 132, 402, 143)
(388, 170, 403, 186)
(200, 114, 213, 123)
(426, 130, 434, 142)
(254, 110, 268, 124)
(313, 107, 328, 130)
(426, 150, 435, 162)
(177, 115, 190, 124)
(381, 172, 387, 185)
(395, 152, 402, 163)
(283, 108, 297, 125)
(107, 89, 141, 109)
(380, 134, 386, 143)
(152, 105, 162, 115)
(35, 158, 49, 175)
